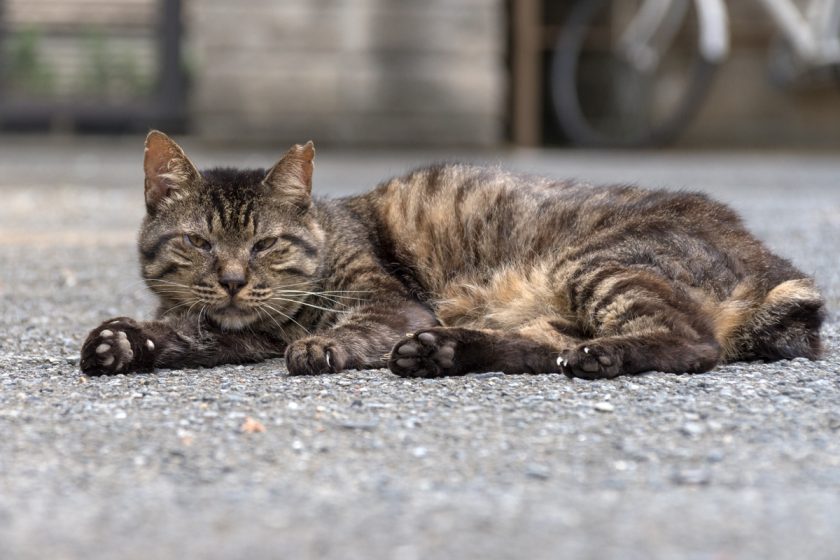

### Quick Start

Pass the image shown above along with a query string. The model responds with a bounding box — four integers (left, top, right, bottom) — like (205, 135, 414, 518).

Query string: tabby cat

(80, 132, 824, 379)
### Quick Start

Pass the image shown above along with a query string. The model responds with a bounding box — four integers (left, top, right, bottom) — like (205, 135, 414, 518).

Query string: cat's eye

(184, 233, 211, 251)
(252, 237, 278, 253)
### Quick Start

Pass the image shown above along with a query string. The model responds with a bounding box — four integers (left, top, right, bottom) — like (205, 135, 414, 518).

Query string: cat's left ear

(263, 141, 315, 211)
(143, 130, 201, 212)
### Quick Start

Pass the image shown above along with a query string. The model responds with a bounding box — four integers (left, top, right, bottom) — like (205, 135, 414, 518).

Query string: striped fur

(80, 132, 824, 379)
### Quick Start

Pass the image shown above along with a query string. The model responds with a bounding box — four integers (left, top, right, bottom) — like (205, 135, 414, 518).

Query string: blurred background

(1, 0, 839, 148)
(2, 4, 840, 558)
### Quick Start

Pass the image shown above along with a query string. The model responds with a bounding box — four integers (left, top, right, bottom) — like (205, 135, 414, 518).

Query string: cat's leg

(80, 316, 281, 375)
(284, 298, 437, 375)
(561, 271, 721, 379)
(722, 278, 824, 362)
(388, 317, 581, 377)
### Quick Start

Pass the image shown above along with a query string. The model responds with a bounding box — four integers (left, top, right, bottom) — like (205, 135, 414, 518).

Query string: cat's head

(138, 131, 324, 330)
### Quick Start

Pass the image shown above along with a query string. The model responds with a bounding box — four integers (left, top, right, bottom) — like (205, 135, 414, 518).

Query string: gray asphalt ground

(1, 137, 839, 560)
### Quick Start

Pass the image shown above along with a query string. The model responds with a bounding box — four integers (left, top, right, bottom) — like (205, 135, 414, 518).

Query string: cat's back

(369, 162, 578, 212)
(364, 162, 741, 258)
(365, 162, 581, 244)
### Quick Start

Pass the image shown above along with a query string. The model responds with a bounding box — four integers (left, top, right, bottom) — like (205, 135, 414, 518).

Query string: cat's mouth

(207, 303, 259, 330)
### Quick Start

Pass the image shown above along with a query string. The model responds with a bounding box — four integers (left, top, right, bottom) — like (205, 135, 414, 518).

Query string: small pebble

(240, 417, 266, 433)
(672, 469, 711, 486)
(467, 372, 505, 379)
(680, 422, 705, 436)
(706, 450, 725, 463)
(525, 464, 551, 480)
(594, 402, 614, 413)
(338, 419, 378, 431)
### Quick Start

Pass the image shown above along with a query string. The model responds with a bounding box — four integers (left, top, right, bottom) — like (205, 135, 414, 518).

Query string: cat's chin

(207, 308, 259, 331)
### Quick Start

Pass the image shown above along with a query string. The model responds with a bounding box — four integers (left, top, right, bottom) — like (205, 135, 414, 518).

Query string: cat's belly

(431, 262, 574, 330)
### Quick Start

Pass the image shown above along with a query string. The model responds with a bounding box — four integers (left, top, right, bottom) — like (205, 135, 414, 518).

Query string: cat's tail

(713, 278, 824, 363)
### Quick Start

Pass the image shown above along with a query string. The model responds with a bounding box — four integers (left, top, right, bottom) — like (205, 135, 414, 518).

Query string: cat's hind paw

(388, 329, 459, 378)
(80, 317, 156, 375)
(558, 343, 622, 380)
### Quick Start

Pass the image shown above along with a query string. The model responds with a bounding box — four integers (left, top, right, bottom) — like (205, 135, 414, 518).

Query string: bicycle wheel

(551, 0, 719, 147)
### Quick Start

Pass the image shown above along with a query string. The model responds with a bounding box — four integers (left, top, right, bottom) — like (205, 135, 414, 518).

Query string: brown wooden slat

(511, 0, 541, 146)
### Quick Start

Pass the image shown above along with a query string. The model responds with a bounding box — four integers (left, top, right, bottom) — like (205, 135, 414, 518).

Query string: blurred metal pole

(157, 0, 186, 130)
(512, 0, 541, 146)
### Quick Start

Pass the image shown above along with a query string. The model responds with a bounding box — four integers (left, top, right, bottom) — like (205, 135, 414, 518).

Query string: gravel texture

(1, 137, 839, 559)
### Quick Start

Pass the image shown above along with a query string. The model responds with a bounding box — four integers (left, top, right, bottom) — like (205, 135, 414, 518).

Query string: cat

(80, 131, 824, 379)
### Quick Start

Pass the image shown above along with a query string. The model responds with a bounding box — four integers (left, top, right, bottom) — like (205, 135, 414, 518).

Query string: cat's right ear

(143, 130, 201, 212)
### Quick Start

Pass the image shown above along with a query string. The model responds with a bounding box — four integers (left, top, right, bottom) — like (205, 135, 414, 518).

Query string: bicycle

(550, 0, 840, 147)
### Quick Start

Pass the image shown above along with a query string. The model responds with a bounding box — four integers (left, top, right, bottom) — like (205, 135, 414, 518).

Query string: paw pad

(558, 343, 622, 380)
(80, 319, 151, 376)
(389, 330, 459, 378)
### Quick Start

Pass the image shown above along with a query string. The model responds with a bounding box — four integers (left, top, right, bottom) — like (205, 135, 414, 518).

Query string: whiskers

(268, 286, 369, 315)
(236, 282, 372, 336)
(197, 303, 208, 339)
(160, 296, 202, 317)
(125, 278, 191, 300)
(144, 278, 200, 300)
(256, 301, 311, 335)
(143, 279, 226, 322)
(255, 304, 288, 339)
(129, 276, 372, 339)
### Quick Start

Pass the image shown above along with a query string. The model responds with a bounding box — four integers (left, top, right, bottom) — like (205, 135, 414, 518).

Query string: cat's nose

(219, 274, 247, 296)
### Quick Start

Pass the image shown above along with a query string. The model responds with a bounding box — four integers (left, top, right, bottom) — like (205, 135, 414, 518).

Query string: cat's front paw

(80, 317, 156, 376)
(388, 329, 459, 378)
(285, 336, 348, 375)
